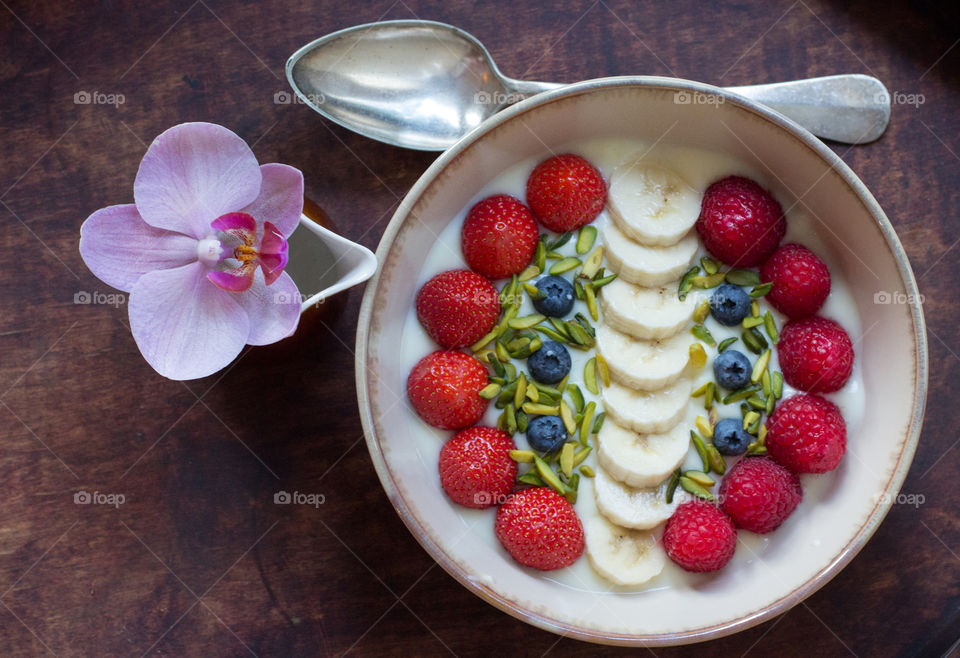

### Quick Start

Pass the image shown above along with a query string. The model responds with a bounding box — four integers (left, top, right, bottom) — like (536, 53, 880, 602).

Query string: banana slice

(597, 420, 690, 488)
(600, 378, 691, 436)
(607, 161, 702, 247)
(595, 324, 693, 391)
(584, 515, 666, 586)
(600, 216, 698, 287)
(594, 466, 688, 529)
(598, 278, 695, 340)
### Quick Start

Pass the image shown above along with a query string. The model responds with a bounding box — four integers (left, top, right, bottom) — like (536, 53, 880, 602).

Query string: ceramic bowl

(354, 76, 927, 645)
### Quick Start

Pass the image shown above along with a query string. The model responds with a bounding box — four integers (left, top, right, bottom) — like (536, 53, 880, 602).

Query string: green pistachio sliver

(741, 329, 763, 354)
(510, 337, 542, 359)
(479, 383, 501, 400)
(595, 353, 610, 387)
(574, 278, 586, 300)
(766, 394, 776, 417)
(694, 299, 711, 324)
(691, 382, 711, 398)
(717, 336, 738, 353)
(521, 402, 559, 416)
(772, 371, 784, 399)
(560, 442, 575, 478)
(496, 304, 519, 332)
(547, 317, 571, 339)
(709, 404, 719, 427)
(534, 455, 567, 494)
(522, 282, 543, 299)
(706, 444, 726, 475)
(748, 416, 762, 435)
(576, 226, 598, 255)
(758, 423, 768, 445)
(509, 449, 535, 463)
(742, 316, 763, 329)
(503, 361, 517, 381)
(518, 265, 541, 282)
(487, 349, 507, 375)
(579, 465, 596, 478)
(591, 411, 606, 434)
(564, 473, 580, 504)
(535, 390, 558, 406)
(761, 369, 772, 397)
(722, 387, 759, 405)
(580, 246, 603, 279)
(471, 327, 501, 352)
(548, 231, 573, 251)
(580, 401, 596, 445)
(700, 257, 719, 275)
(684, 470, 716, 488)
(743, 410, 760, 430)
(572, 446, 592, 467)
(678, 266, 700, 301)
(493, 340, 509, 364)
(763, 310, 779, 344)
(496, 380, 519, 408)
(505, 336, 530, 353)
(566, 321, 594, 347)
(514, 373, 528, 409)
(525, 384, 539, 402)
(747, 443, 768, 456)
(560, 401, 577, 435)
(680, 476, 716, 501)
(518, 472, 544, 486)
(749, 282, 773, 298)
(704, 382, 716, 410)
(574, 313, 595, 336)
(692, 272, 726, 289)
(566, 384, 585, 413)
(750, 300, 761, 318)
(489, 376, 506, 385)
(751, 349, 772, 383)
(535, 325, 568, 342)
(696, 415, 713, 439)
(550, 257, 582, 275)
(691, 431, 710, 472)
(535, 240, 546, 272)
(534, 382, 563, 398)
(499, 275, 516, 306)
(516, 410, 529, 433)
(747, 395, 766, 411)
(740, 402, 750, 418)
(508, 314, 546, 330)
(691, 324, 717, 346)
(749, 327, 769, 350)
(726, 268, 761, 286)
(545, 250, 564, 260)
(666, 469, 682, 504)
(584, 358, 599, 395)
(505, 403, 518, 435)
(584, 283, 599, 321)
(591, 273, 617, 289)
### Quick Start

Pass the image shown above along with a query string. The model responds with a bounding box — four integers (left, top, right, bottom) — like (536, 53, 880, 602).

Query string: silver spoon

(286, 20, 890, 150)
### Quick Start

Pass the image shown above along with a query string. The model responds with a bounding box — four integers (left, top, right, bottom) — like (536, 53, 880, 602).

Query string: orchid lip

(204, 213, 289, 292)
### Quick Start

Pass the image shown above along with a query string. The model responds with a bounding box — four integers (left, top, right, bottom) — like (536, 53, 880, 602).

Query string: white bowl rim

(354, 75, 929, 645)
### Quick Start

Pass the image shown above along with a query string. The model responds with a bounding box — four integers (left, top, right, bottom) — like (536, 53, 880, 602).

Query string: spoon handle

(724, 74, 891, 144)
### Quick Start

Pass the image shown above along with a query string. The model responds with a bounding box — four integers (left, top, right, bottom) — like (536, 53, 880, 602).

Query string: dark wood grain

(0, 1, 957, 656)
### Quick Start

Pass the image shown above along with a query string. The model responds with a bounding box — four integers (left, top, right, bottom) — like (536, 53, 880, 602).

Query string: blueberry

(712, 418, 752, 456)
(526, 415, 567, 453)
(527, 341, 571, 384)
(532, 275, 575, 317)
(713, 349, 752, 390)
(710, 283, 751, 326)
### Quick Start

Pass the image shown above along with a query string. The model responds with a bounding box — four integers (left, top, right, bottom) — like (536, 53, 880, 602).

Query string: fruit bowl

(355, 76, 927, 645)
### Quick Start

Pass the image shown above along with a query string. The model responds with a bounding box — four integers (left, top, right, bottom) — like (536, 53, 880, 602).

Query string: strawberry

(662, 500, 737, 573)
(696, 175, 786, 266)
(760, 243, 831, 319)
(494, 487, 584, 570)
(438, 427, 517, 508)
(719, 457, 802, 533)
(416, 270, 501, 348)
(461, 195, 539, 279)
(526, 154, 607, 233)
(407, 350, 489, 430)
(766, 393, 847, 473)
(777, 316, 854, 393)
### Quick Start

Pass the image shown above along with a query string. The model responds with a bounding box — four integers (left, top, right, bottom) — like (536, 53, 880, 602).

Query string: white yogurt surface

(400, 137, 865, 594)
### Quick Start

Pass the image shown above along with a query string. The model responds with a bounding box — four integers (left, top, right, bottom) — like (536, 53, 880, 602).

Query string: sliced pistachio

(691, 430, 710, 472)
(564, 473, 580, 504)
(684, 470, 716, 488)
(763, 310, 779, 344)
(772, 371, 784, 399)
(749, 282, 773, 298)
(704, 382, 716, 410)
(510, 336, 543, 359)
(518, 472, 545, 486)
(691, 324, 717, 346)
(708, 404, 719, 428)
(692, 272, 726, 289)
(750, 300, 761, 318)
(545, 317, 569, 339)
(743, 410, 760, 430)
(678, 266, 700, 301)
(535, 240, 546, 272)
(706, 444, 726, 475)
(721, 387, 758, 405)
(471, 327, 501, 352)
(504, 403, 518, 435)
(580, 401, 596, 445)
(691, 381, 711, 398)
(747, 395, 766, 410)
(696, 415, 713, 439)
(534, 455, 567, 494)
(503, 361, 517, 382)
(746, 443, 768, 456)
(573, 278, 585, 301)
(574, 312, 596, 335)
(765, 394, 776, 416)
(479, 383, 501, 400)
(689, 342, 708, 369)
(680, 476, 716, 501)
(514, 373, 528, 409)
(742, 315, 763, 329)
(591, 273, 617, 289)
(534, 325, 568, 342)
(666, 468, 682, 504)
(496, 380, 519, 408)
(584, 283, 599, 321)
(509, 449, 535, 463)
(584, 357, 599, 394)
(579, 465, 596, 478)
(717, 336, 737, 353)
(572, 445, 592, 467)
(761, 369, 772, 397)
(751, 348, 771, 383)
(576, 225, 598, 255)
(749, 327, 769, 350)
(518, 265, 540, 282)
(509, 314, 546, 330)
(525, 384, 539, 402)
(491, 341, 508, 366)
(747, 416, 761, 435)
(548, 231, 573, 250)
(692, 299, 710, 324)
(758, 423, 768, 444)
(560, 442, 575, 478)
(591, 411, 606, 434)
(701, 256, 719, 275)
(741, 329, 763, 354)
(726, 269, 760, 286)
(566, 384, 585, 413)
(505, 336, 530, 353)
(560, 401, 577, 434)
(581, 246, 604, 279)
(566, 321, 594, 347)
(534, 382, 563, 398)
(595, 353, 611, 387)
(550, 257, 582, 275)
(496, 304, 519, 332)
(499, 275, 517, 306)
(545, 250, 564, 260)
(536, 390, 558, 407)
(521, 402, 559, 416)
(485, 351, 506, 376)
(516, 409, 529, 433)
(522, 282, 544, 300)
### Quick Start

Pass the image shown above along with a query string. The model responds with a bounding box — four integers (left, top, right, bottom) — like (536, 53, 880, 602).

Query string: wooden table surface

(1, 1, 958, 655)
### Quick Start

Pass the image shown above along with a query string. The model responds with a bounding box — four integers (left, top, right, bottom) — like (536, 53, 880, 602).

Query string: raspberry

(416, 269, 501, 348)
(778, 316, 854, 393)
(406, 350, 489, 430)
(767, 393, 847, 473)
(461, 194, 539, 279)
(439, 427, 517, 509)
(696, 175, 786, 267)
(719, 457, 802, 533)
(761, 243, 831, 319)
(495, 488, 584, 570)
(526, 154, 607, 233)
(662, 500, 737, 572)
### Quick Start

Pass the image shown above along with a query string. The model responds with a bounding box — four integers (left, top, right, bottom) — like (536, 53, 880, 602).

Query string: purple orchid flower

(79, 122, 303, 380)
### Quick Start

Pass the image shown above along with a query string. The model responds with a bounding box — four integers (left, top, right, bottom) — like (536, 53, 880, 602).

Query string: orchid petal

(129, 262, 248, 380)
(235, 269, 301, 345)
(207, 261, 257, 292)
(134, 123, 261, 239)
(259, 221, 289, 285)
(79, 204, 197, 292)
(241, 163, 304, 238)
(211, 211, 257, 244)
